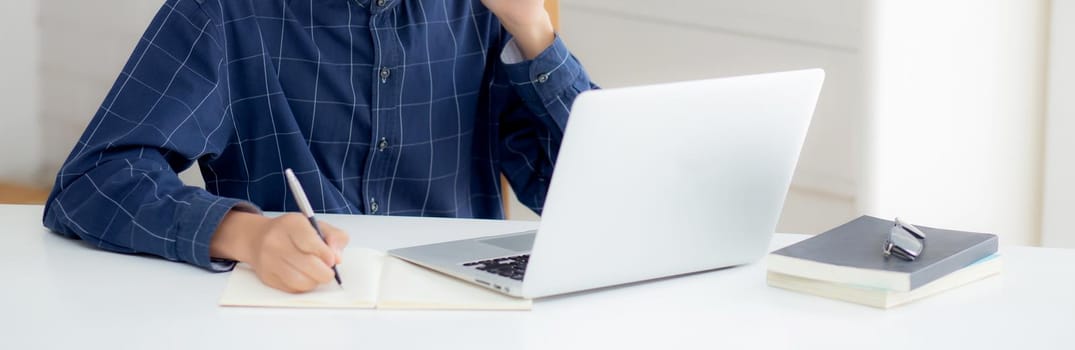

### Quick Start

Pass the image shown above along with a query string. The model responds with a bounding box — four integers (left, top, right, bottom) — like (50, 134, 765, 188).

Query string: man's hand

(481, 0, 555, 60)
(210, 211, 350, 293)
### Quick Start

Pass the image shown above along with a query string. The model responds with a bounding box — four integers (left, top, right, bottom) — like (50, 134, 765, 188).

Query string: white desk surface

(2, 204, 1073, 349)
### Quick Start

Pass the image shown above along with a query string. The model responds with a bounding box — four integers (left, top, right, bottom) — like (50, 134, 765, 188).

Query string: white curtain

(1042, 0, 1075, 248)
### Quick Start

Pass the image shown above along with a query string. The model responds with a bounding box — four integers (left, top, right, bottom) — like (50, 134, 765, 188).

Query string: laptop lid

(521, 69, 825, 298)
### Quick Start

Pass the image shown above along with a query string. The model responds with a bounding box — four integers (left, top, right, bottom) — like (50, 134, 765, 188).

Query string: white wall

(0, 0, 42, 185)
(860, 0, 1048, 246)
(38, 0, 162, 182)
(1042, 0, 1075, 248)
(508, 0, 867, 234)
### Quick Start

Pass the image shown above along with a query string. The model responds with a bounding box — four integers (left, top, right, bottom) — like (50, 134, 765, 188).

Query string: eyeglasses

(883, 217, 926, 261)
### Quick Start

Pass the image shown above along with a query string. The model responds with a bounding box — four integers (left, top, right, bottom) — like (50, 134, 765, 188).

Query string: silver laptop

(390, 69, 825, 298)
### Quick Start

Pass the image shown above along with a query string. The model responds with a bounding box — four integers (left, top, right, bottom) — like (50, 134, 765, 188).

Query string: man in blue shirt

(43, 0, 596, 293)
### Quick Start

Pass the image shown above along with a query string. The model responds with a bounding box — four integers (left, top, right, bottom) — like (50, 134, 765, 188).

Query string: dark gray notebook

(769, 215, 998, 290)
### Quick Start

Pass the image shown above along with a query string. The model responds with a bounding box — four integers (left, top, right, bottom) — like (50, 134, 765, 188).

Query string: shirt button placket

(373, 66, 390, 215)
(369, 4, 393, 217)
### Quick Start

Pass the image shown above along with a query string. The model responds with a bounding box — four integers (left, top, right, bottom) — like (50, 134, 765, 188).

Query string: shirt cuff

(174, 191, 261, 272)
(500, 38, 527, 65)
(501, 35, 584, 115)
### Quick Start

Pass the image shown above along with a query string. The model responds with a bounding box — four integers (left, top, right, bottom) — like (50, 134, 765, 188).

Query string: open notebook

(219, 247, 532, 310)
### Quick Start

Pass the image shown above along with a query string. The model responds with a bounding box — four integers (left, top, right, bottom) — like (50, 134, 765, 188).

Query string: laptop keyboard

(462, 254, 529, 281)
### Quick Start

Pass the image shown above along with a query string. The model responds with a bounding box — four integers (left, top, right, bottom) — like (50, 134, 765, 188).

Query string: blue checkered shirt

(42, 0, 596, 271)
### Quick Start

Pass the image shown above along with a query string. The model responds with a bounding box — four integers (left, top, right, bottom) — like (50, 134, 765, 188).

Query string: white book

(767, 255, 1002, 309)
(219, 247, 532, 310)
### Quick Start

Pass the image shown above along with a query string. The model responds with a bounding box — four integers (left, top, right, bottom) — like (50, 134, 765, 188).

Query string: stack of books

(766, 215, 1001, 309)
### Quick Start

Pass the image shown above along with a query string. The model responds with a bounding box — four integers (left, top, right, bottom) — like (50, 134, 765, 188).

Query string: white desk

(2, 204, 1073, 349)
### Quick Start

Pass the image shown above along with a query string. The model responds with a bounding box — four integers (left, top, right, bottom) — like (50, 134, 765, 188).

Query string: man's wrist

(209, 210, 267, 263)
(500, 14, 555, 60)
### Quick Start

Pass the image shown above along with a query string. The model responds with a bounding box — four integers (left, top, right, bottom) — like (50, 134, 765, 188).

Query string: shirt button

(377, 137, 389, 152)
(536, 73, 550, 83)
(380, 67, 391, 83)
(369, 198, 379, 214)
(377, 0, 386, 6)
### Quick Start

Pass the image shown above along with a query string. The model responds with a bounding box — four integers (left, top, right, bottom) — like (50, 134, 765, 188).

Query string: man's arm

(482, 0, 599, 213)
(42, 0, 345, 293)
(43, 0, 246, 270)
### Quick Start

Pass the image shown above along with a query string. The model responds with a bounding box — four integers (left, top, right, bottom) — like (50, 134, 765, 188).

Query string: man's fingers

(284, 252, 335, 284)
(252, 214, 342, 293)
(287, 225, 337, 267)
(275, 263, 320, 293)
(321, 222, 349, 249)
(263, 271, 302, 294)
(320, 222, 350, 263)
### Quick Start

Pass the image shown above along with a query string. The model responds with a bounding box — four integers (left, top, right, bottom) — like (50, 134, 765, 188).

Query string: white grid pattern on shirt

(45, 0, 590, 271)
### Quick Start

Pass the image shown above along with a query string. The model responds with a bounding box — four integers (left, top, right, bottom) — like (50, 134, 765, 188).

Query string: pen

(283, 168, 342, 286)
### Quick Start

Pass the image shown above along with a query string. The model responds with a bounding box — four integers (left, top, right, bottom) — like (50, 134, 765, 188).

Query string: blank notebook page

(376, 255, 532, 310)
(218, 247, 385, 308)
(218, 247, 531, 310)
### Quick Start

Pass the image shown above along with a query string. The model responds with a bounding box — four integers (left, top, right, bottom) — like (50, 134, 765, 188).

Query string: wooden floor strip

(0, 183, 51, 204)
